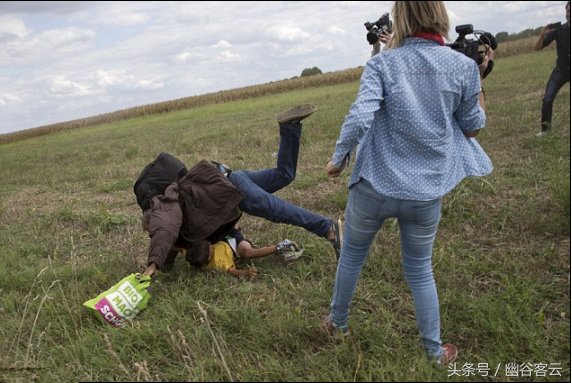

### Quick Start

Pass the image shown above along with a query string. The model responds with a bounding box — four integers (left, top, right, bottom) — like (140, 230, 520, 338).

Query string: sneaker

(276, 239, 301, 254)
(211, 161, 232, 177)
(322, 315, 351, 337)
(537, 122, 551, 137)
(282, 247, 304, 262)
(276, 104, 316, 124)
(329, 218, 343, 259)
(436, 343, 458, 366)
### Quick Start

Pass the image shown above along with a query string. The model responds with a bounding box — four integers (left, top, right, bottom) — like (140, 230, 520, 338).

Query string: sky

(0, 1, 566, 135)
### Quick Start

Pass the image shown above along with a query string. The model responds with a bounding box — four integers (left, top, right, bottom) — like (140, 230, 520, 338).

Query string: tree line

(495, 26, 545, 43)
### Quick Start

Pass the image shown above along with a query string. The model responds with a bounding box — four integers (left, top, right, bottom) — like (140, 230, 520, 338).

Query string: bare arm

(237, 241, 277, 260)
(534, 25, 550, 51)
(371, 41, 381, 57)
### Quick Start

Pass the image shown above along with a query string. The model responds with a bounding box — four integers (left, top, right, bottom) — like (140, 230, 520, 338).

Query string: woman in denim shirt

(324, 1, 494, 365)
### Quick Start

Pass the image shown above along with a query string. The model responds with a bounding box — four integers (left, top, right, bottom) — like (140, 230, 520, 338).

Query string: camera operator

(324, 1, 494, 366)
(534, 1, 571, 137)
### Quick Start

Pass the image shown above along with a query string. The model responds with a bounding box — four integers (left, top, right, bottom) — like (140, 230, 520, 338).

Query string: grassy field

(0, 48, 569, 382)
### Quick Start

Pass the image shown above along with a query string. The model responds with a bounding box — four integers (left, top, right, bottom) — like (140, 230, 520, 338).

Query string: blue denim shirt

(332, 37, 493, 201)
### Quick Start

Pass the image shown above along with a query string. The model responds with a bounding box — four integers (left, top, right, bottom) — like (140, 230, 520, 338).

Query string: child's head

(185, 240, 212, 267)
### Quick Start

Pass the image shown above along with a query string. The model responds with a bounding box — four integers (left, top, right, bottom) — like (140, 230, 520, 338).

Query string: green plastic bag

(83, 273, 151, 328)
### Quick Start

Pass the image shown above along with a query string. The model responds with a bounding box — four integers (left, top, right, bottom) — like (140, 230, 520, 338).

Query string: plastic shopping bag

(83, 273, 151, 328)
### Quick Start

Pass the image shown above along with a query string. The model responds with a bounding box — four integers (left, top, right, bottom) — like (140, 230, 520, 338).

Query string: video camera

(364, 13, 393, 45)
(446, 24, 498, 79)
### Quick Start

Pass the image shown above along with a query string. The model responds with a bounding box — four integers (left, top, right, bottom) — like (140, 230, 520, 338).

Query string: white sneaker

(282, 248, 304, 262)
(536, 130, 549, 137)
(276, 239, 300, 254)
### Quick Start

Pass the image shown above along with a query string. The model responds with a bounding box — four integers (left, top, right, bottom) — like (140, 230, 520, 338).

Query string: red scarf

(412, 32, 445, 46)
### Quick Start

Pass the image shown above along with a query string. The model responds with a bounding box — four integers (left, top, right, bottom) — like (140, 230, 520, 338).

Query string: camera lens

(366, 28, 380, 45)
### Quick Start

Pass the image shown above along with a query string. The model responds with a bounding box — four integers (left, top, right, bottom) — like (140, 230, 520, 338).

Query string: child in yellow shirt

(186, 228, 303, 280)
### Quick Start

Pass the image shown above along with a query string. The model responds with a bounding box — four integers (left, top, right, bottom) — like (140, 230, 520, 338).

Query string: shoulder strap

(225, 236, 238, 257)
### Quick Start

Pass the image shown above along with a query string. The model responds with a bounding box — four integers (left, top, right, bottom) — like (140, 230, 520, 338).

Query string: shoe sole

(283, 248, 304, 262)
(332, 218, 343, 259)
(277, 104, 316, 124)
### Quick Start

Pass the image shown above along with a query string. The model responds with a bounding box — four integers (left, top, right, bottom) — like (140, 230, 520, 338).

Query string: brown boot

(276, 104, 316, 124)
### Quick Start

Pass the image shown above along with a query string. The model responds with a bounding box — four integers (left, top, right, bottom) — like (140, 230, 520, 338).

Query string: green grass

(0, 49, 569, 382)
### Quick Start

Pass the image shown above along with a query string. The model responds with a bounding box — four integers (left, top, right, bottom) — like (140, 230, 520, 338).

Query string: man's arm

(535, 25, 553, 51)
(146, 185, 183, 274)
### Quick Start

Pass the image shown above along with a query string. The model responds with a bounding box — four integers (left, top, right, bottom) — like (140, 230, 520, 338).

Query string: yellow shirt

(206, 241, 235, 271)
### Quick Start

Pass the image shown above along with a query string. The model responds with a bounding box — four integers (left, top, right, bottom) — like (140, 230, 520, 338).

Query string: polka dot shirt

(332, 37, 493, 201)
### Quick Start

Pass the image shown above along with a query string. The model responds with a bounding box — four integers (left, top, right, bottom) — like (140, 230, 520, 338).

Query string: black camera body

(446, 24, 497, 79)
(365, 13, 393, 45)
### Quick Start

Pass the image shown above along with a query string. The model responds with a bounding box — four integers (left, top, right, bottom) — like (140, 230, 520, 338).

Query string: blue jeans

(228, 122, 332, 238)
(330, 179, 443, 358)
(541, 66, 570, 127)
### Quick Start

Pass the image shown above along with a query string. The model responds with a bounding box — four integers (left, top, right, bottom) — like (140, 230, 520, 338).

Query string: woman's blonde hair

(388, 1, 450, 48)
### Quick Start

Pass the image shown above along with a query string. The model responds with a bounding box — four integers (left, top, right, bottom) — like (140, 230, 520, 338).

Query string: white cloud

(213, 40, 232, 49)
(132, 78, 164, 90)
(69, 1, 152, 26)
(96, 12, 149, 27)
(88, 69, 164, 91)
(0, 15, 29, 41)
(218, 50, 241, 61)
(91, 69, 121, 87)
(174, 50, 197, 63)
(327, 25, 347, 35)
(39, 27, 96, 49)
(0, 93, 23, 106)
(49, 77, 92, 97)
(2, 26, 95, 63)
(271, 25, 311, 42)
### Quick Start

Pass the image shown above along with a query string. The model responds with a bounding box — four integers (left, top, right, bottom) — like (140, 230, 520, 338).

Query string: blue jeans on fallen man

(228, 121, 332, 238)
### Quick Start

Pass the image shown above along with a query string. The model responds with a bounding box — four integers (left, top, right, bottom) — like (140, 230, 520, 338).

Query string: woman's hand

(326, 161, 342, 178)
